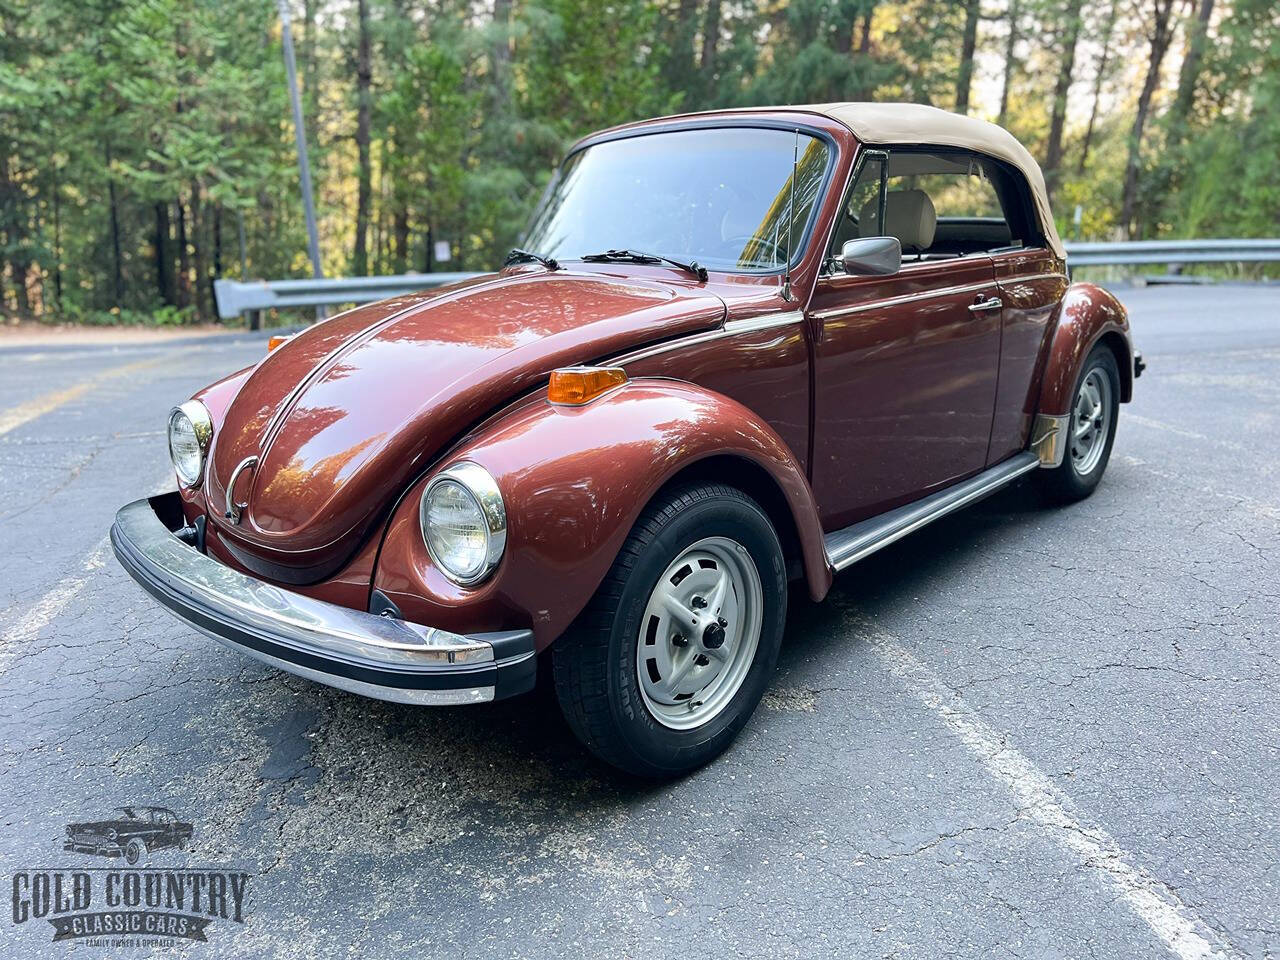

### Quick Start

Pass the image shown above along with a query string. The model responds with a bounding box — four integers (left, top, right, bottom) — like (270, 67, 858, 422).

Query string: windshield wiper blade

(504, 247, 560, 271)
(580, 248, 708, 282)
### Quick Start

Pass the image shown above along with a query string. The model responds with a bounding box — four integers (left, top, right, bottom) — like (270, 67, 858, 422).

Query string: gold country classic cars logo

(10, 804, 250, 947)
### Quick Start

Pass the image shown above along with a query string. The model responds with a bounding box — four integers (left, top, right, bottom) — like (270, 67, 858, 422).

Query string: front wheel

(1038, 344, 1121, 503)
(553, 483, 787, 778)
(124, 838, 147, 866)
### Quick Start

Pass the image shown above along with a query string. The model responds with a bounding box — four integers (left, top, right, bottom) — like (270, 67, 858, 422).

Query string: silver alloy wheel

(1071, 367, 1112, 475)
(635, 536, 763, 731)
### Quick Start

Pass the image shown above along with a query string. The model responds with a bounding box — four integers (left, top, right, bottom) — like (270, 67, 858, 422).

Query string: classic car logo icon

(64, 805, 193, 866)
(7, 806, 249, 946)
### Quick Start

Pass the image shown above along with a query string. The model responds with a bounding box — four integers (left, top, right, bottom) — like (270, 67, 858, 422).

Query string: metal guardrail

(213, 273, 479, 320)
(213, 239, 1280, 320)
(1063, 238, 1280, 267)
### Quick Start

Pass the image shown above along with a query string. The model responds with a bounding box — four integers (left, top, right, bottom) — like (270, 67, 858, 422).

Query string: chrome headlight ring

(419, 461, 507, 586)
(168, 399, 214, 489)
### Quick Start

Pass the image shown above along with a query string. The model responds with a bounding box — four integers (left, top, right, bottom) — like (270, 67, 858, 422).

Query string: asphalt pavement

(1, 285, 1276, 959)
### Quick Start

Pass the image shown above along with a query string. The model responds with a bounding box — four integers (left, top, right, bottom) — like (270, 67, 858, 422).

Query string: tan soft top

(800, 102, 1065, 259)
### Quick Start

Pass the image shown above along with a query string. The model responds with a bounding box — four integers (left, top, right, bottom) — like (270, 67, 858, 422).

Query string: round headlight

(420, 462, 506, 585)
(168, 400, 213, 488)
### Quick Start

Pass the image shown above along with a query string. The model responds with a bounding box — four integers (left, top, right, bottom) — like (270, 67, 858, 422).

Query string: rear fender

(372, 380, 832, 650)
(1031, 282, 1134, 467)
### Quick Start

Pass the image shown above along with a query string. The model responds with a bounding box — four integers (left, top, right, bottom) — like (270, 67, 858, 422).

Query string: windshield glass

(523, 127, 831, 273)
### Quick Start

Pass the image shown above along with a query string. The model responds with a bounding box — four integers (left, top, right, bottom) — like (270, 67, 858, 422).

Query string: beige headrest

(859, 189, 936, 251)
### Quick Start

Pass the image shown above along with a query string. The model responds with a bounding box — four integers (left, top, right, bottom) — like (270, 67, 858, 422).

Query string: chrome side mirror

(841, 236, 901, 276)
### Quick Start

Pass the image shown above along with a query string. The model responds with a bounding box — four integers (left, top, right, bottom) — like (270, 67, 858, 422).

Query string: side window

(829, 148, 1043, 268)
(891, 152, 1014, 258)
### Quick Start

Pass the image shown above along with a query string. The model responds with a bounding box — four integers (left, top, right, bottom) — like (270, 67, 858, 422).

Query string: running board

(823, 452, 1039, 571)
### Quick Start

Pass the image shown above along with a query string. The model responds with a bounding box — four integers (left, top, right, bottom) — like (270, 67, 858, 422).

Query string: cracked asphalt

(1, 284, 1277, 959)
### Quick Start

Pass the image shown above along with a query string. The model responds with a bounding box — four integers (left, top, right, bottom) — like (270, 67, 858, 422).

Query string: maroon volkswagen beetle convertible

(113, 103, 1139, 777)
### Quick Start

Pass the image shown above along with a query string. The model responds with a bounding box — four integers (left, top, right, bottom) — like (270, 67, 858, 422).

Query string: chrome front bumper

(110, 494, 536, 705)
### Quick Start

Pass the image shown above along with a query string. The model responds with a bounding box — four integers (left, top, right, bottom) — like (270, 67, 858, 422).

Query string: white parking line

(0, 475, 174, 668)
(0, 538, 110, 664)
(863, 622, 1232, 960)
(0, 353, 176, 437)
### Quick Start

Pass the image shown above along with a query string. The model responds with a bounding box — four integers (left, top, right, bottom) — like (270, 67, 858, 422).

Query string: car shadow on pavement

(272, 478, 1053, 810)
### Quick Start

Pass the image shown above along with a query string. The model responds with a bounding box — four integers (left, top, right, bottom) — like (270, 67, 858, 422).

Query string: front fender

(372, 380, 831, 650)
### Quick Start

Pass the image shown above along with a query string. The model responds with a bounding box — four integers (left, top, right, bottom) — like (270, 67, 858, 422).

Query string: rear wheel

(1038, 344, 1121, 503)
(553, 483, 787, 778)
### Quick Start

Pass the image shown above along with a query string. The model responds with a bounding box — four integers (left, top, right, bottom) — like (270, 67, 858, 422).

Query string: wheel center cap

(702, 620, 726, 650)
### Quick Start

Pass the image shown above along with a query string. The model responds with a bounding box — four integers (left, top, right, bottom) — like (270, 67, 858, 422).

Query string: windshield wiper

(580, 248, 708, 282)
(504, 247, 560, 271)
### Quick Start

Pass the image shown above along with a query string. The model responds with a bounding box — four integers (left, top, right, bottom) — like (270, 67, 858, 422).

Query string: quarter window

(827, 148, 1042, 269)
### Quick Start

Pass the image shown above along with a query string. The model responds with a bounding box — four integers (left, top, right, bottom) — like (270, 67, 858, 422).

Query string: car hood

(204, 269, 725, 577)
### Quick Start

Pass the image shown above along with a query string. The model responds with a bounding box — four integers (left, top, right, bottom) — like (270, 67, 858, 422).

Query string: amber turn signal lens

(547, 366, 628, 405)
(267, 335, 292, 352)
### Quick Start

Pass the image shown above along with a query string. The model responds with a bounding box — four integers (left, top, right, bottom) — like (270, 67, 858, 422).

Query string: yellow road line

(0, 353, 173, 437)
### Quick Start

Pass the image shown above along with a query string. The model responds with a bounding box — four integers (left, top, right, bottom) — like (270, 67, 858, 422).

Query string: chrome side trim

(723, 310, 805, 334)
(620, 311, 805, 364)
(1030, 413, 1070, 468)
(811, 280, 995, 321)
(824, 452, 1039, 571)
(996, 271, 1068, 286)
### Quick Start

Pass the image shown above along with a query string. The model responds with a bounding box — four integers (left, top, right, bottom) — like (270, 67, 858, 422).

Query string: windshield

(523, 127, 831, 273)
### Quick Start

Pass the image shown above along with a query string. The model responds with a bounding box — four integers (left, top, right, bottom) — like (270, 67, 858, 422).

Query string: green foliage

(1, 0, 1277, 324)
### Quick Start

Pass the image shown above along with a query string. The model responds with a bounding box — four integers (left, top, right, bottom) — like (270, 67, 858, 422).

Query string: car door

(808, 149, 1004, 531)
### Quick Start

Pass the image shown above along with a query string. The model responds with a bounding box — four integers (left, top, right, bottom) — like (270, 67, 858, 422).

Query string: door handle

(968, 296, 1003, 314)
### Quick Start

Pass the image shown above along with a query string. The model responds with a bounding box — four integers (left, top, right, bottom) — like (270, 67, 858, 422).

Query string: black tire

(124, 838, 146, 866)
(553, 483, 787, 779)
(1038, 344, 1121, 504)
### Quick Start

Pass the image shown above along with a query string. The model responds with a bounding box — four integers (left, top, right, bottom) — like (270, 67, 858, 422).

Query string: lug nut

(694, 654, 710, 666)
(672, 634, 689, 648)
(691, 596, 707, 609)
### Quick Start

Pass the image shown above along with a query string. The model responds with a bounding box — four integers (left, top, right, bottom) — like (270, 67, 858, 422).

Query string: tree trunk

(393, 208, 409, 274)
(1120, 0, 1176, 239)
(353, 0, 373, 276)
(104, 144, 124, 309)
(1078, 0, 1119, 174)
(998, 0, 1019, 126)
(663, 0, 699, 91)
(700, 0, 722, 83)
(213, 202, 223, 279)
(1043, 0, 1085, 199)
(858, 4, 874, 54)
(154, 202, 174, 306)
(954, 0, 981, 115)
(1169, 0, 1215, 136)
(303, 0, 319, 151)
(51, 168, 63, 311)
(0, 142, 32, 316)
(191, 183, 210, 319)
(175, 194, 192, 309)
(491, 0, 512, 113)
(853, 3, 876, 100)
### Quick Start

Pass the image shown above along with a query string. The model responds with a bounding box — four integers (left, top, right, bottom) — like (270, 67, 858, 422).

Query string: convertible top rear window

(524, 127, 832, 273)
